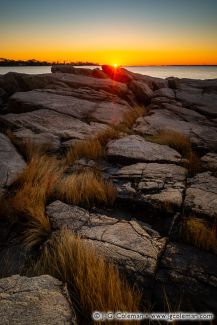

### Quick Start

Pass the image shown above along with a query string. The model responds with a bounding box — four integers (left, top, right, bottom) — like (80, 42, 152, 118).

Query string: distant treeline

(0, 58, 99, 67)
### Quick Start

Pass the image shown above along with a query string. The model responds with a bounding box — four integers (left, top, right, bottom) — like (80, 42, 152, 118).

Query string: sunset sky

(1, 0, 217, 65)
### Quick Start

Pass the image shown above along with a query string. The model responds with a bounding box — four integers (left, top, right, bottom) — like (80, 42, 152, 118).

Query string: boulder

(201, 153, 217, 171)
(0, 133, 26, 189)
(173, 78, 217, 118)
(51, 64, 93, 76)
(107, 135, 181, 164)
(0, 109, 108, 150)
(0, 275, 75, 325)
(134, 108, 217, 152)
(128, 80, 153, 104)
(155, 242, 217, 311)
(7, 90, 130, 125)
(184, 172, 217, 219)
(46, 200, 167, 290)
(0, 72, 129, 99)
(102, 65, 133, 83)
(92, 68, 108, 79)
(112, 163, 187, 213)
(153, 87, 175, 99)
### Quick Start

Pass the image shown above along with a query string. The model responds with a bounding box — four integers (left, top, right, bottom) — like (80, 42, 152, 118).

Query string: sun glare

(113, 63, 118, 68)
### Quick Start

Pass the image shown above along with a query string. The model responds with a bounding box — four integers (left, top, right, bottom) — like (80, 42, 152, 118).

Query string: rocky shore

(0, 65, 217, 324)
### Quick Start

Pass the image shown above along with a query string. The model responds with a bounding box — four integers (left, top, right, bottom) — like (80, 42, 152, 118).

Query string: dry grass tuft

(116, 106, 145, 133)
(9, 154, 65, 249)
(183, 218, 217, 254)
(31, 228, 141, 323)
(56, 169, 116, 208)
(65, 107, 145, 164)
(145, 130, 192, 158)
(66, 138, 103, 165)
(144, 129, 201, 176)
(96, 127, 119, 146)
(185, 152, 202, 177)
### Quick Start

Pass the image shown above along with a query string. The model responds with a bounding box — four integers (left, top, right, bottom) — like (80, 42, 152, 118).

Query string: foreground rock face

(46, 200, 167, 290)
(184, 172, 217, 219)
(201, 153, 217, 171)
(107, 135, 181, 164)
(112, 162, 187, 212)
(0, 133, 26, 190)
(0, 275, 75, 325)
(0, 66, 217, 315)
(134, 105, 217, 152)
(155, 242, 217, 311)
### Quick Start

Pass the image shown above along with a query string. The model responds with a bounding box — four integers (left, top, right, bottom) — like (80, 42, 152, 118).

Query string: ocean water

(0, 65, 217, 80)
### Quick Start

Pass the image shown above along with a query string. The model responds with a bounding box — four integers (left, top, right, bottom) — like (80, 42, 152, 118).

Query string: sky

(0, 0, 217, 65)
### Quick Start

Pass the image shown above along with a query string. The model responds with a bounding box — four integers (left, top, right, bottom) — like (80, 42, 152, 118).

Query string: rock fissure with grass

(0, 65, 217, 323)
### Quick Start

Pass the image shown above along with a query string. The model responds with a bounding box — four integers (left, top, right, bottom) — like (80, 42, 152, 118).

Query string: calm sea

(0, 65, 217, 80)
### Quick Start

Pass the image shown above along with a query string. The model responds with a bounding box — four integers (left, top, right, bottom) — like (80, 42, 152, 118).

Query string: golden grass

(65, 106, 145, 164)
(115, 106, 146, 133)
(9, 154, 65, 249)
(184, 218, 217, 254)
(56, 169, 117, 208)
(144, 129, 201, 176)
(66, 138, 103, 165)
(145, 130, 192, 158)
(31, 228, 141, 324)
(185, 152, 202, 177)
(96, 127, 119, 146)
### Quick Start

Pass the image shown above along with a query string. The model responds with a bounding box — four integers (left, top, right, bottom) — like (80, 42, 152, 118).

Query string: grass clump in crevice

(65, 106, 146, 164)
(56, 168, 117, 208)
(8, 154, 65, 250)
(66, 138, 103, 165)
(115, 106, 146, 134)
(30, 228, 141, 324)
(144, 129, 201, 176)
(183, 218, 217, 254)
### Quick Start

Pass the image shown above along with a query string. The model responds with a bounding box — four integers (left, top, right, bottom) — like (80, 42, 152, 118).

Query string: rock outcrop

(112, 162, 187, 213)
(46, 200, 167, 291)
(184, 172, 217, 219)
(0, 133, 26, 190)
(155, 242, 217, 311)
(107, 135, 181, 164)
(0, 66, 217, 318)
(0, 275, 75, 325)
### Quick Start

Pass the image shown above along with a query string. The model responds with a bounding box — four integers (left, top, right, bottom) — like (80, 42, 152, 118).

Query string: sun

(113, 63, 118, 68)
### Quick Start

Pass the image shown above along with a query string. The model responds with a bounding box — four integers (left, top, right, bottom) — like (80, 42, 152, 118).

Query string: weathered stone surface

(0, 133, 26, 189)
(13, 128, 61, 152)
(102, 65, 134, 83)
(134, 107, 217, 152)
(155, 242, 217, 311)
(0, 109, 108, 149)
(153, 87, 175, 99)
(184, 172, 217, 219)
(46, 200, 167, 289)
(112, 163, 187, 212)
(0, 71, 129, 98)
(8, 90, 130, 125)
(171, 78, 217, 118)
(201, 153, 217, 171)
(0, 275, 75, 325)
(128, 80, 153, 104)
(51, 64, 93, 76)
(107, 135, 181, 164)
